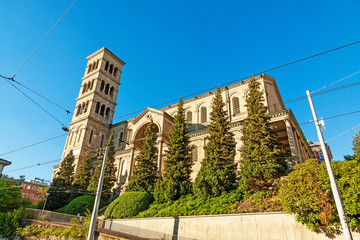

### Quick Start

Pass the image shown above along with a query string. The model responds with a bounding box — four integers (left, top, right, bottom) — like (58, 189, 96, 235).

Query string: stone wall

(98, 213, 360, 240)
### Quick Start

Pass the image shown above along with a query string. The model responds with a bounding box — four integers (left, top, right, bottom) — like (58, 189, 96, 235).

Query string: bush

(0, 180, 22, 213)
(63, 195, 105, 216)
(138, 188, 244, 218)
(104, 192, 153, 219)
(0, 209, 23, 237)
(279, 159, 360, 234)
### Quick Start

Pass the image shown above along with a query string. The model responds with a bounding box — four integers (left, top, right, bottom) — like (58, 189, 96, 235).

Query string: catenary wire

(300, 110, 360, 125)
(5, 79, 68, 127)
(4, 159, 61, 174)
(12, 0, 78, 78)
(326, 123, 360, 143)
(0, 134, 67, 156)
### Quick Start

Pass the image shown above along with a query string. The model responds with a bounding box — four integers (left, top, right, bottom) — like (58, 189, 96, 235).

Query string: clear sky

(1, 0, 360, 181)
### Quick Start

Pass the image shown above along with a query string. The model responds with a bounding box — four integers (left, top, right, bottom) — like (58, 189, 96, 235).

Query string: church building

(52, 47, 313, 188)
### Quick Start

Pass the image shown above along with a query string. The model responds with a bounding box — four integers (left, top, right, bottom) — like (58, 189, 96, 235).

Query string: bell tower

(60, 47, 125, 173)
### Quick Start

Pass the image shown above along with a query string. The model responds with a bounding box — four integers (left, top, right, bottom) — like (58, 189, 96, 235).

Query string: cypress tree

(70, 153, 93, 200)
(194, 87, 237, 197)
(127, 121, 158, 193)
(155, 99, 192, 202)
(57, 150, 75, 188)
(240, 76, 287, 192)
(88, 133, 117, 201)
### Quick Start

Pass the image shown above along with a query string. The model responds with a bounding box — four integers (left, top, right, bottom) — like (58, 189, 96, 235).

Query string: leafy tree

(240, 76, 287, 192)
(88, 133, 117, 201)
(45, 178, 70, 210)
(0, 180, 22, 212)
(57, 150, 75, 188)
(345, 131, 360, 163)
(127, 121, 158, 193)
(279, 159, 360, 234)
(194, 87, 237, 197)
(155, 99, 192, 203)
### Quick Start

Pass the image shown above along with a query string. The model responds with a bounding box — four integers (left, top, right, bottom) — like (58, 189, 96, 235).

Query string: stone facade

(53, 48, 313, 188)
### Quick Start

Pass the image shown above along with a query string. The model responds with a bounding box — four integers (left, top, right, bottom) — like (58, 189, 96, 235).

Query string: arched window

(100, 105, 105, 116)
(113, 67, 118, 77)
(76, 105, 81, 116)
(100, 80, 105, 91)
(95, 60, 99, 69)
(87, 64, 92, 73)
(95, 102, 100, 114)
(119, 131, 124, 147)
(84, 101, 89, 113)
(186, 111, 192, 123)
(109, 64, 114, 74)
(81, 103, 85, 114)
(233, 97, 240, 114)
(191, 146, 198, 162)
(82, 84, 87, 94)
(86, 82, 90, 92)
(201, 107, 207, 123)
(104, 84, 109, 95)
(109, 87, 114, 98)
(105, 61, 109, 71)
(89, 130, 93, 144)
(105, 107, 110, 119)
(90, 80, 94, 90)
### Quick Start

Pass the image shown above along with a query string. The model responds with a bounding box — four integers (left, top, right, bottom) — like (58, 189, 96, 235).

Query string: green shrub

(63, 195, 105, 216)
(138, 188, 243, 218)
(279, 159, 360, 234)
(0, 180, 22, 213)
(0, 209, 23, 237)
(104, 192, 153, 219)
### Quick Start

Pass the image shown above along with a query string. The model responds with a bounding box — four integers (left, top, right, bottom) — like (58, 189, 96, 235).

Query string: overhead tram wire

(0, 133, 68, 156)
(4, 159, 61, 174)
(326, 123, 360, 143)
(5, 79, 68, 129)
(300, 110, 360, 125)
(12, 0, 78, 78)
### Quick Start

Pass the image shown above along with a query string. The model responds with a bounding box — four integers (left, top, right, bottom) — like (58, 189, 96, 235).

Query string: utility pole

(306, 90, 352, 240)
(87, 147, 109, 240)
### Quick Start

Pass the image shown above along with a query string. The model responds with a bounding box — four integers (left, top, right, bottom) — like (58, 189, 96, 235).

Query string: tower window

(95, 102, 100, 114)
(84, 101, 89, 113)
(87, 64, 92, 73)
(100, 81, 105, 92)
(113, 67, 118, 77)
(201, 107, 207, 123)
(89, 130, 93, 144)
(186, 111, 192, 123)
(81, 103, 85, 114)
(76, 105, 81, 116)
(191, 146, 198, 162)
(105, 61, 109, 71)
(105, 84, 109, 95)
(90, 80, 94, 90)
(233, 97, 240, 114)
(109, 64, 114, 74)
(109, 87, 114, 98)
(100, 135, 104, 148)
(100, 105, 105, 116)
(105, 107, 110, 119)
(95, 60, 99, 69)
(82, 84, 86, 94)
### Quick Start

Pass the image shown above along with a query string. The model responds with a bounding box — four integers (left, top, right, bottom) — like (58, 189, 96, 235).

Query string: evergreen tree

(240, 76, 287, 193)
(194, 87, 237, 197)
(45, 178, 70, 210)
(57, 150, 75, 188)
(88, 133, 117, 201)
(127, 121, 158, 193)
(70, 153, 93, 200)
(155, 99, 192, 202)
(73, 153, 93, 190)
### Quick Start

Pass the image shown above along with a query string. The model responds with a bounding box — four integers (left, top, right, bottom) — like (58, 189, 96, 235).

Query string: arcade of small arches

(99, 80, 115, 98)
(184, 96, 241, 124)
(76, 101, 89, 116)
(95, 102, 111, 119)
(81, 80, 95, 94)
(87, 59, 119, 78)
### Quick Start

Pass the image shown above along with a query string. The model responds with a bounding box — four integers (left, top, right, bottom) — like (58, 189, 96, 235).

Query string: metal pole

(306, 90, 352, 240)
(42, 193, 50, 215)
(87, 147, 109, 240)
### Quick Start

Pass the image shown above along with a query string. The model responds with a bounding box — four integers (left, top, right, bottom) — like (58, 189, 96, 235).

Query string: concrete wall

(99, 213, 360, 240)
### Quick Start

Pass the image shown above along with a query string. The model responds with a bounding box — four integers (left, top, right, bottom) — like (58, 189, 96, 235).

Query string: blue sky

(1, 0, 360, 181)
